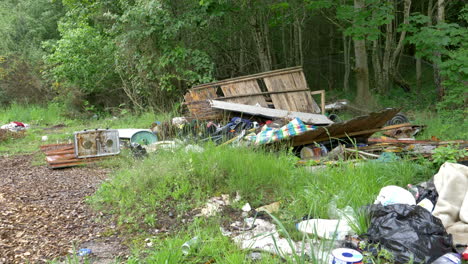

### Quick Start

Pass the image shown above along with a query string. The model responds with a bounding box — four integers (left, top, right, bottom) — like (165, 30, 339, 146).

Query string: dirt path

(0, 155, 126, 263)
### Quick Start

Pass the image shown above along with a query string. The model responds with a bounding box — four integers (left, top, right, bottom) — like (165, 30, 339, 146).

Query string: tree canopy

(0, 0, 466, 120)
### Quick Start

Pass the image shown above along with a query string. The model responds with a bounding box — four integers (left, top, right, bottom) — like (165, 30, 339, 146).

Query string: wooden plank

(214, 89, 310, 100)
(221, 80, 268, 106)
(367, 138, 468, 145)
(210, 100, 333, 125)
(192, 67, 302, 90)
(263, 72, 320, 113)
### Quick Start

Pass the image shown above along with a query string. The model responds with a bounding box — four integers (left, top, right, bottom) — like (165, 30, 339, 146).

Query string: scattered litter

(41, 135, 48, 141)
(247, 252, 263, 261)
(242, 203, 252, 212)
(374, 185, 416, 206)
(432, 162, 468, 245)
(1, 121, 29, 132)
(130, 142, 148, 159)
(330, 248, 363, 264)
(417, 198, 435, 212)
(184, 144, 204, 153)
(245, 118, 316, 145)
(172, 117, 188, 126)
(375, 152, 400, 162)
(367, 204, 453, 264)
(296, 219, 351, 240)
(231, 218, 322, 260)
(181, 236, 200, 255)
(256, 202, 280, 214)
(77, 248, 92, 256)
(432, 253, 462, 264)
(145, 238, 153, 247)
(197, 195, 231, 217)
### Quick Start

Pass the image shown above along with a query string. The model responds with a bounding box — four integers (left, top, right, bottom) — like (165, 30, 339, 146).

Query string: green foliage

(112, 0, 214, 109)
(432, 145, 468, 168)
(346, 208, 371, 236)
(43, 20, 116, 95)
(437, 43, 468, 121)
(407, 7, 468, 122)
(336, 0, 394, 40)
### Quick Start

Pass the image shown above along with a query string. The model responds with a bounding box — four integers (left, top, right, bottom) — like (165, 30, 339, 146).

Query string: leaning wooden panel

(221, 80, 268, 107)
(293, 71, 321, 113)
(263, 73, 317, 113)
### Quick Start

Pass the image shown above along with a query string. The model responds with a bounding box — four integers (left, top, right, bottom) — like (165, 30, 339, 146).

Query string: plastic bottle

(431, 253, 461, 264)
(181, 236, 200, 255)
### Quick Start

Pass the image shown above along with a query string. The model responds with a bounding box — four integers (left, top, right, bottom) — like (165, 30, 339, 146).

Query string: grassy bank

(89, 144, 435, 262)
(0, 103, 463, 263)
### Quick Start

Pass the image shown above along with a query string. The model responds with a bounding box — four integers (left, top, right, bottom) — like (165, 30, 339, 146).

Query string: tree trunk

(343, 33, 351, 92)
(372, 39, 383, 92)
(381, 22, 393, 93)
(250, 14, 272, 72)
(281, 21, 287, 67)
(353, 0, 373, 106)
(416, 58, 422, 91)
(434, 0, 444, 99)
(391, 0, 411, 80)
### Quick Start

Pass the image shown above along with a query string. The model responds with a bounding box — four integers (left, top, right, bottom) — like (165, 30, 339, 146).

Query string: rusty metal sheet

(291, 108, 400, 146)
(40, 143, 90, 169)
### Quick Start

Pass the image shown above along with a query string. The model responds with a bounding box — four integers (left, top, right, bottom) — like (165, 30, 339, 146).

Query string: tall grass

(90, 144, 434, 229)
(412, 111, 468, 140)
(0, 102, 71, 125)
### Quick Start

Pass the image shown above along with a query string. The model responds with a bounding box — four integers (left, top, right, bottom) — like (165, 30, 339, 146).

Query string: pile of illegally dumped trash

(39, 66, 467, 169)
(192, 162, 468, 264)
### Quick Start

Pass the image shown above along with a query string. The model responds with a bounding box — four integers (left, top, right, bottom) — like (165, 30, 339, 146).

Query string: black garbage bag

(367, 204, 453, 264)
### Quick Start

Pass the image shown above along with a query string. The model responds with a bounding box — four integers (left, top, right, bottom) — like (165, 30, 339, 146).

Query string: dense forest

(0, 0, 466, 120)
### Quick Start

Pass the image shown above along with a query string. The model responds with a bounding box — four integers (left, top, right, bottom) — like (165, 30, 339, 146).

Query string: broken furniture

(184, 67, 326, 121)
(41, 129, 120, 169)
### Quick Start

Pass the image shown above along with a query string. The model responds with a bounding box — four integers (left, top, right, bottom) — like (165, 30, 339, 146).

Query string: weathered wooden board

(210, 100, 333, 125)
(184, 67, 323, 120)
(221, 80, 268, 107)
(263, 71, 321, 113)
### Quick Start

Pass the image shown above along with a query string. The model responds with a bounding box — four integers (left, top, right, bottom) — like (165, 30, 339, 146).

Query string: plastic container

(431, 253, 461, 264)
(181, 236, 200, 255)
(330, 248, 363, 264)
(77, 248, 92, 256)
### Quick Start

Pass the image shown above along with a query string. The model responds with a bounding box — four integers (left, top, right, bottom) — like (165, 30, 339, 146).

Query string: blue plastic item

(77, 248, 92, 256)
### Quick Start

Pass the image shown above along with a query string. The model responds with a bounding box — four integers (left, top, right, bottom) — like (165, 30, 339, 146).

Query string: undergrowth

(89, 144, 434, 232)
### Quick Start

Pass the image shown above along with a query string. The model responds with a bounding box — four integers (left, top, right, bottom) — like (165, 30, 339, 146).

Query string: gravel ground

(0, 155, 126, 263)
